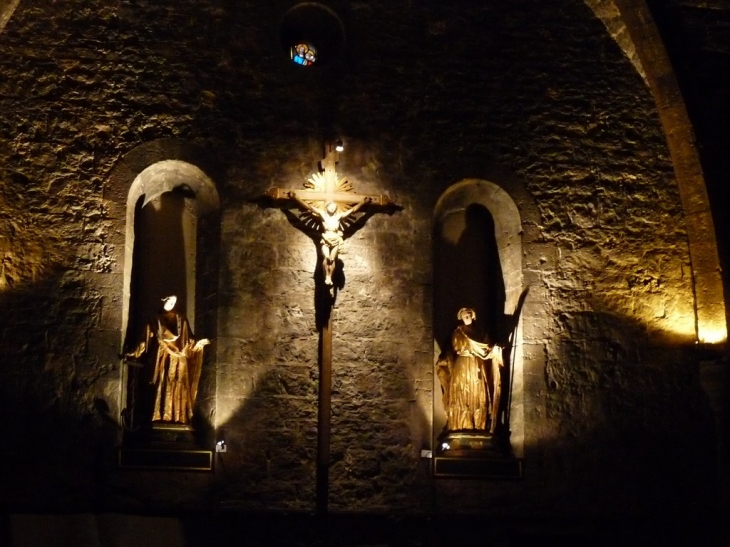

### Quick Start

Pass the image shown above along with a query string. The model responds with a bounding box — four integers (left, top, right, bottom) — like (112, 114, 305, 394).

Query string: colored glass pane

(291, 43, 317, 66)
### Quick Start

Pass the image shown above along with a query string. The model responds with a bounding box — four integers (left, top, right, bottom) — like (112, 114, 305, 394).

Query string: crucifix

(263, 142, 400, 514)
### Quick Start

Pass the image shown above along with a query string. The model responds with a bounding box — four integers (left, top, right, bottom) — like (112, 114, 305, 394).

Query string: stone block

(523, 242, 559, 270)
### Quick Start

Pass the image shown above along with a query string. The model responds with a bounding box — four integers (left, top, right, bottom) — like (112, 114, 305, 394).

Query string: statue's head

(457, 307, 476, 325)
(326, 202, 337, 215)
(162, 295, 177, 312)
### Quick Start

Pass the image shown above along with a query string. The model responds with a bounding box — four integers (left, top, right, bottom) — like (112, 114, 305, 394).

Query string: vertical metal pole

(316, 299, 333, 515)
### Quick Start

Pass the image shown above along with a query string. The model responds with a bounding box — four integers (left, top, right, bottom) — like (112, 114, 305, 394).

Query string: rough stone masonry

(0, 0, 719, 530)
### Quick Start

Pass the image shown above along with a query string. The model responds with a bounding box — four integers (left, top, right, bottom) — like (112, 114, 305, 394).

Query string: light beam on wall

(698, 324, 727, 344)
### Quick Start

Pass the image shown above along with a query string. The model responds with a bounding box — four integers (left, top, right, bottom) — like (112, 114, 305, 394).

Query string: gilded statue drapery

(437, 308, 503, 434)
(127, 296, 209, 424)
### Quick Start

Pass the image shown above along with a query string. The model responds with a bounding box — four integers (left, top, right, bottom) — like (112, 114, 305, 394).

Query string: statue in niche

(126, 295, 210, 424)
(437, 307, 503, 434)
(288, 192, 371, 286)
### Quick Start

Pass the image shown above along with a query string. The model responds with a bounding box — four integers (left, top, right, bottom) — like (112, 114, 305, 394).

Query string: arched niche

(119, 159, 220, 434)
(122, 160, 220, 346)
(433, 179, 524, 456)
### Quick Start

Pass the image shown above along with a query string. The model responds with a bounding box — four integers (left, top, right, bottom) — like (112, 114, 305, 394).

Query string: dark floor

(3, 510, 726, 547)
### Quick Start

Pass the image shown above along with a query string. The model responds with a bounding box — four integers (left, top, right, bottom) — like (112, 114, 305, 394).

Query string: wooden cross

(265, 144, 394, 208)
(263, 142, 400, 514)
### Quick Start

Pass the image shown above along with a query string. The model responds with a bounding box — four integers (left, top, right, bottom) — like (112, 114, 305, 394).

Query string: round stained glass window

(279, 3, 345, 67)
(291, 42, 317, 67)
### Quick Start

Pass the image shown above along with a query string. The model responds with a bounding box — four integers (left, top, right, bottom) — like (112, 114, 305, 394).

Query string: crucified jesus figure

(288, 192, 372, 286)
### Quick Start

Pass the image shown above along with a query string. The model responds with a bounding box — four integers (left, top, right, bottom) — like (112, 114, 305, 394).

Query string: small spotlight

(441, 442, 450, 451)
(335, 139, 344, 152)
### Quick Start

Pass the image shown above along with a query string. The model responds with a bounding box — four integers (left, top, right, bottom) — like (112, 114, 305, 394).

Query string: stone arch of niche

(433, 178, 535, 458)
(122, 159, 220, 342)
(106, 139, 221, 430)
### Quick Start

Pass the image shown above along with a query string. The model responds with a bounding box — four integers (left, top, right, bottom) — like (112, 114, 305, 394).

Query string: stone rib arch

(0, 0, 21, 35)
(588, 0, 727, 343)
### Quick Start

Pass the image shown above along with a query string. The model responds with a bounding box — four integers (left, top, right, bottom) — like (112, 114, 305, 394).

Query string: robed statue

(126, 295, 210, 424)
(437, 307, 503, 434)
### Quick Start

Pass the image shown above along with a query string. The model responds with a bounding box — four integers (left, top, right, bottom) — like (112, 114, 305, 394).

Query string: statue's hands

(119, 353, 142, 363)
(194, 338, 211, 351)
(121, 351, 143, 361)
(488, 345, 504, 366)
(474, 347, 489, 360)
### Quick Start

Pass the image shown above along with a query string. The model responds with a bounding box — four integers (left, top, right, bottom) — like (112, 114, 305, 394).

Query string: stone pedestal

(434, 431, 523, 479)
(119, 423, 213, 471)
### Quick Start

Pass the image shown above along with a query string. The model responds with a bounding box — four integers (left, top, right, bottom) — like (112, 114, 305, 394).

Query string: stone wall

(0, 0, 718, 528)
